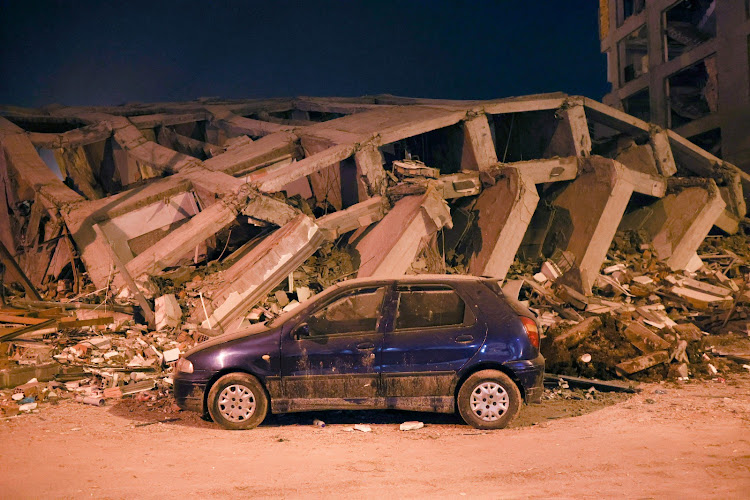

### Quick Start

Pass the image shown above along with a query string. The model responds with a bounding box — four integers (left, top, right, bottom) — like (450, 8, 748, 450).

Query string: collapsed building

(0, 92, 749, 414)
(1, 93, 747, 332)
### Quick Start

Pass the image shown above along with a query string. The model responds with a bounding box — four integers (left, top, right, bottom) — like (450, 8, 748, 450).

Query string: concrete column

(552, 158, 637, 294)
(619, 179, 726, 270)
(356, 190, 451, 278)
(354, 145, 387, 197)
(461, 114, 497, 171)
(468, 167, 539, 280)
(203, 214, 325, 332)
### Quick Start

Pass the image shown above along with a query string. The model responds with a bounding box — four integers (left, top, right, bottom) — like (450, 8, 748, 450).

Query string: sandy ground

(1, 377, 749, 499)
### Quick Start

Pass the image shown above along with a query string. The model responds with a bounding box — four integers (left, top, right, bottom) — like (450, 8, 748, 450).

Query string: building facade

(599, 0, 750, 175)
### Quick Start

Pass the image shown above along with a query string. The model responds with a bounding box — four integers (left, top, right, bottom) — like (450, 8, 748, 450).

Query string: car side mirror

(293, 322, 309, 340)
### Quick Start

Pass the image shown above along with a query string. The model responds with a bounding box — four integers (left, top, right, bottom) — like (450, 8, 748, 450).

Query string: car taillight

(520, 317, 540, 349)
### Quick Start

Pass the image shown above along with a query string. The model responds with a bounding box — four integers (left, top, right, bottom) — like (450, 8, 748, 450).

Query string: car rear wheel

(207, 373, 268, 430)
(457, 369, 521, 430)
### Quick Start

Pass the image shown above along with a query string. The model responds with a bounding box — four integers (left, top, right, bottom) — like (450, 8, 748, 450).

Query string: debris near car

(515, 224, 750, 383)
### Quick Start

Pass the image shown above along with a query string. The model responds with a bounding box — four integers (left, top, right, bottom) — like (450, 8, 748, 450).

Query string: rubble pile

(513, 225, 750, 382)
(1, 93, 749, 413)
(0, 295, 199, 417)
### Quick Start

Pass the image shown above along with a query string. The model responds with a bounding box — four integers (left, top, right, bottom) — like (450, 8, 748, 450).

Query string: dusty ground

(1, 377, 749, 499)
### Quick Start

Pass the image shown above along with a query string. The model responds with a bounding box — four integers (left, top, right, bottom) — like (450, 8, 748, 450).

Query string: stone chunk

(155, 294, 182, 330)
(552, 316, 602, 349)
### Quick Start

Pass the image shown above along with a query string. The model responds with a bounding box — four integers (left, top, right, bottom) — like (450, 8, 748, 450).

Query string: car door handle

(455, 334, 474, 344)
(356, 342, 375, 351)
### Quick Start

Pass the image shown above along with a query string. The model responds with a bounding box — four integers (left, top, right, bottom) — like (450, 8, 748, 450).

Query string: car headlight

(176, 357, 194, 374)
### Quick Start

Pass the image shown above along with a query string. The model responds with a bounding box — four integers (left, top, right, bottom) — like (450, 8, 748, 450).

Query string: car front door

(381, 283, 487, 399)
(280, 285, 387, 403)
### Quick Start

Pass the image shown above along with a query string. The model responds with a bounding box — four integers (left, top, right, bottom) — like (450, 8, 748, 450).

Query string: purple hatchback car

(174, 275, 544, 430)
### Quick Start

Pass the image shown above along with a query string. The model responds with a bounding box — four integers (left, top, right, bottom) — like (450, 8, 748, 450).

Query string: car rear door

(280, 285, 387, 400)
(381, 283, 487, 398)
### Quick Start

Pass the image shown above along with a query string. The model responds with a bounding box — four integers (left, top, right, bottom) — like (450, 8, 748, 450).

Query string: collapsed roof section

(0, 93, 746, 332)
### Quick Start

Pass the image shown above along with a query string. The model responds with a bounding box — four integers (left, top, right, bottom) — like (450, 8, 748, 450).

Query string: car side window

(303, 287, 385, 338)
(394, 285, 474, 330)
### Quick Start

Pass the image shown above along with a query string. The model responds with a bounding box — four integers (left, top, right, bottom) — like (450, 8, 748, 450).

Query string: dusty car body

(174, 275, 544, 430)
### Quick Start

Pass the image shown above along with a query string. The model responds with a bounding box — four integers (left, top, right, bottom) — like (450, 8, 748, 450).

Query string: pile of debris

(1, 93, 749, 413)
(0, 293, 199, 417)
(512, 227, 750, 383)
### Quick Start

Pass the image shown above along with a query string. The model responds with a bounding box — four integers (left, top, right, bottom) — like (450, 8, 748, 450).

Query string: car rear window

(394, 285, 474, 330)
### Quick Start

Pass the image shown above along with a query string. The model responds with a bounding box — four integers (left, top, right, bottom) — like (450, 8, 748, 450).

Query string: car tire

(457, 369, 521, 430)
(207, 373, 268, 430)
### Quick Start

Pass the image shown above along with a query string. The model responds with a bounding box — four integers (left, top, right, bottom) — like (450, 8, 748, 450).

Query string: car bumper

(504, 353, 545, 404)
(173, 375, 210, 414)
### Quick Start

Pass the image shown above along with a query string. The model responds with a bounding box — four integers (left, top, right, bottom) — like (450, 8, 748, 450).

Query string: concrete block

(155, 294, 182, 330)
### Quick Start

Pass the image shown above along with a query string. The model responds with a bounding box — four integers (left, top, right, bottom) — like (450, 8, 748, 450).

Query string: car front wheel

(207, 373, 268, 430)
(457, 369, 521, 430)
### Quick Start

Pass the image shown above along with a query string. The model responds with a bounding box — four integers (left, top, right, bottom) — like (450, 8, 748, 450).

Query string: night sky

(0, 1, 608, 108)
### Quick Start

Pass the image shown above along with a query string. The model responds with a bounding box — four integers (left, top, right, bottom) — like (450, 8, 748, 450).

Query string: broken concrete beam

(125, 197, 240, 282)
(53, 146, 104, 200)
(468, 167, 539, 280)
(253, 144, 355, 194)
(668, 128, 750, 205)
(552, 316, 602, 349)
(316, 197, 387, 239)
(623, 322, 671, 353)
(679, 277, 732, 297)
(649, 128, 677, 177)
(550, 103, 591, 157)
(0, 117, 83, 209)
(155, 294, 182, 330)
(614, 139, 660, 176)
(583, 98, 650, 137)
(619, 178, 725, 271)
(81, 113, 201, 174)
(436, 172, 482, 199)
(507, 157, 580, 185)
(460, 114, 497, 171)
(356, 189, 451, 278)
(203, 214, 325, 332)
(157, 126, 220, 159)
(240, 193, 301, 227)
(28, 121, 112, 149)
(552, 158, 639, 295)
(393, 160, 440, 179)
(615, 350, 669, 377)
(129, 111, 209, 130)
(670, 286, 733, 310)
(206, 107, 293, 137)
(92, 224, 156, 330)
(354, 146, 387, 197)
(203, 131, 299, 176)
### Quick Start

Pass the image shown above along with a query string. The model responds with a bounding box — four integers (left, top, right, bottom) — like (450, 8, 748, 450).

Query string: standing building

(599, 0, 750, 176)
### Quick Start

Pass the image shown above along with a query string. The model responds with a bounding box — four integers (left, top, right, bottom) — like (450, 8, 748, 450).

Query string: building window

(617, 0, 646, 27)
(667, 56, 718, 128)
(619, 24, 649, 85)
(623, 88, 651, 122)
(688, 128, 722, 157)
(664, 0, 717, 61)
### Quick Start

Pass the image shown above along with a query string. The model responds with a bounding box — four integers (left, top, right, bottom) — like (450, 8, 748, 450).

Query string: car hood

(184, 322, 271, 357)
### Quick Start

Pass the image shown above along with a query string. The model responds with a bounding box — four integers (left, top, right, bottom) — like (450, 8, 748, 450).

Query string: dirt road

(1, 377, 748, 499)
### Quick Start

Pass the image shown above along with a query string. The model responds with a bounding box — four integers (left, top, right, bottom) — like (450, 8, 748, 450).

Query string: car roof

(333, 274, 494, 288)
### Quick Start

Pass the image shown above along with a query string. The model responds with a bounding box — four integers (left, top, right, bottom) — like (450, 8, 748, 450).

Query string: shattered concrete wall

(0, 93, 746, 333)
